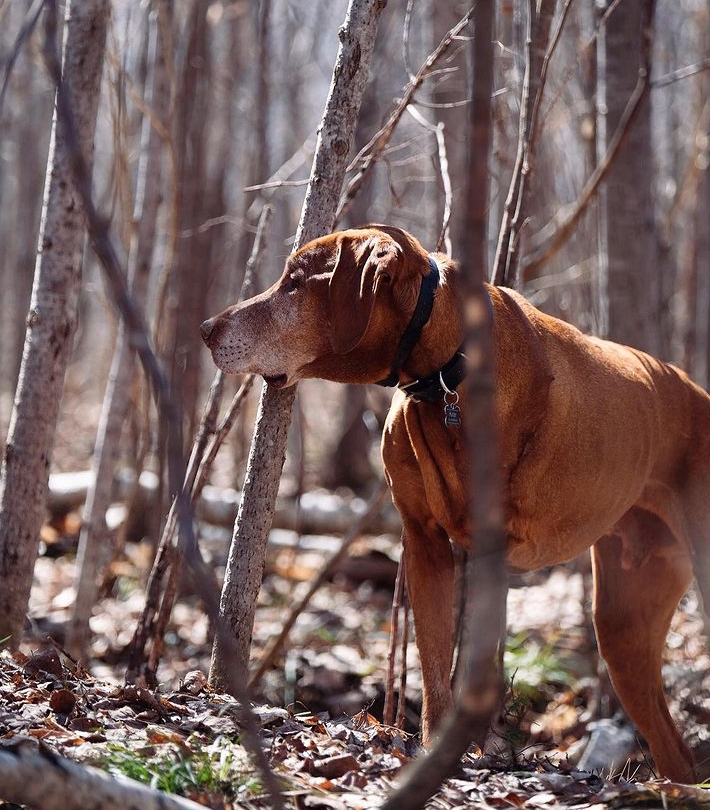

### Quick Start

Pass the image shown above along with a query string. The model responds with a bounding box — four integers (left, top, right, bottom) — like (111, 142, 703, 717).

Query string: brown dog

(202, 225, 709, 783)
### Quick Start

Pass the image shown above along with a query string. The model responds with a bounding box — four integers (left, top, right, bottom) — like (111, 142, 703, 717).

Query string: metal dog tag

(444, 403, 461, 428)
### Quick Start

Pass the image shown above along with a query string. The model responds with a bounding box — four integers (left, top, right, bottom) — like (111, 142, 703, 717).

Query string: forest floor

(5, 509, 710, 808)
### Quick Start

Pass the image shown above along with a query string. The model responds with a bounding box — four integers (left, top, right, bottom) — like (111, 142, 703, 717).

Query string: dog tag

(444, 403, 462, 428)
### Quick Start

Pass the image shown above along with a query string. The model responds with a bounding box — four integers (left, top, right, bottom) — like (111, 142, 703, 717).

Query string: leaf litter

(6, 525, 710, 807)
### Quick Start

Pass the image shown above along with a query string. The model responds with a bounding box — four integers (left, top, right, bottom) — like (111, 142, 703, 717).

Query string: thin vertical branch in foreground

(208, 0, 388, 691)
(383, 558, 406, 726)
(380, 3, 506, 806)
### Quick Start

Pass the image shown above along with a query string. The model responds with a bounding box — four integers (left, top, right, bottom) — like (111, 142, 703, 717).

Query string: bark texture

(66, 3, 170, 658)
(169, 0, 213, 443)
(596, 0, 658, 353)
(0, 0, 110, 648)
(381, 3, 505, 806)
(208, 0, 388, 690)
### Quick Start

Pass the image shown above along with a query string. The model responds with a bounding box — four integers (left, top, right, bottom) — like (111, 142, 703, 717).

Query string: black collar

(398, 348, 466, 403)
(376, 255, 441, 388)
(375, 255, 467, 402)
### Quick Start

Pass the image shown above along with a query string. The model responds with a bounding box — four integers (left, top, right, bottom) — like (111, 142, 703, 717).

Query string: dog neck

(398, 257, 465, 387)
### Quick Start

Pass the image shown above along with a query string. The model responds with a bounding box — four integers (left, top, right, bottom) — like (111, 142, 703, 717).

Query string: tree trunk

(596, 0, 658, 353)
(2, 1, 51, 398)
(208, 0, 389, 690)
(169, 0, 213, 445)
(688, 23, 710, 388)
(65, 1, 171, 659)
(381, 4, 506, 807)
(0, 0, 110, 648)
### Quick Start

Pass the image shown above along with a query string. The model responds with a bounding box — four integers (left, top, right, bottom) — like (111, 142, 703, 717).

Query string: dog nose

(200, 318, 214, 342)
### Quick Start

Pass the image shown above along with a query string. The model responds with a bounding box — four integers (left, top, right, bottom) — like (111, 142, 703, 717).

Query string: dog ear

(328, 236, 398, 354)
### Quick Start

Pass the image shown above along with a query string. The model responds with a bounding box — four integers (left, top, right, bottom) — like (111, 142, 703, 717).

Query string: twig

(402, 0, 415, 81)
(528, 0, 575, 151)
(432, 124, 453, 254)
(521, 69, 649, 278)
(179, 214, 255, 238)
(406, 105, 453, 254)
(335, 5, 475, 224)
(0, 0, 45, 116)
(395, 583, 409, 730)
(192, 375, 256, 502)
(246, 132, 316, 218)
(244, 178, 310, 192)
(537, 0, 624, 133)
(139, 372, 226, 685)
(241, 205, 272, 300)
(491, 1, 533, 286)
(651, 57, 710, 88)
(383, 556, 405, 727)
(42, 4, 283, 805)
(249, 482, 388, 688)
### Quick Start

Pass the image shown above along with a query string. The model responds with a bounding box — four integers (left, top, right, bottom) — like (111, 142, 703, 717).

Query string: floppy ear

(328, 236, 399, 354)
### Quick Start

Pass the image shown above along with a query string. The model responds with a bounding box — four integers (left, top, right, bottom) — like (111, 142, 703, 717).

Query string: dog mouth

(263, 373, 289, 388)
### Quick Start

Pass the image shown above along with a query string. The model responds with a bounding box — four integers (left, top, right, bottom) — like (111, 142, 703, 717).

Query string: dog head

(201, 226, 433, 386)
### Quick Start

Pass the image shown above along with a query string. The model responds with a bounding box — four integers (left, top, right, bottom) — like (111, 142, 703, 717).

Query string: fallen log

(47, 470, 402, 536)
(0, 744, 210, 810)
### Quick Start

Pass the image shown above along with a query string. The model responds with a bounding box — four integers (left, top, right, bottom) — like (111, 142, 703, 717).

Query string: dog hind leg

(591, 518, 695, 783)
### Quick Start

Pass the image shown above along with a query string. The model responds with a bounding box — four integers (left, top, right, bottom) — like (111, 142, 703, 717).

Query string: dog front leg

(401, 515, 456, 745)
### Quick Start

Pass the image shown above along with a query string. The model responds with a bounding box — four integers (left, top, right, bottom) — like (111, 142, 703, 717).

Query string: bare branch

(395, 584, 410, 730)
(0, 0, 45, 116)
(406, 105, 453, 254)
(538, 0, 624, 131)
(243, 178, 310, 192)
(491, 0, 558, 287)
(528, 0, 576, 151)
(336, 5, 475, 224)
(127, 207, 272, 686)
(246, 132, 317, 217)
(651, 57, 710, 88)
(402, 0, 415, 80)
(383, 556, 405, 727)
(521, 70, 649, 278)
